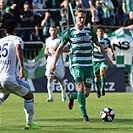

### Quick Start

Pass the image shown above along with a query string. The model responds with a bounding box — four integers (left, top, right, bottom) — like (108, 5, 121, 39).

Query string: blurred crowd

(0, 0, 133, 42)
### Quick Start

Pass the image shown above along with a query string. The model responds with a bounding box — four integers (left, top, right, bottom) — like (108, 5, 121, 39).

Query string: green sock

(77, 92, 87, 118)
(70, 92, 77, 99)
(95, 79, 101, 91)
(101, 77, 105, 90)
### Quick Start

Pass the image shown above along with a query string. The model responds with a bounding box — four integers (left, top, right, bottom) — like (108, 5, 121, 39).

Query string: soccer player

(0, 19, 39, 130)
(93, 27, 116, 98)
(45, 25, 69, 102)
(50, 8, 113, 122)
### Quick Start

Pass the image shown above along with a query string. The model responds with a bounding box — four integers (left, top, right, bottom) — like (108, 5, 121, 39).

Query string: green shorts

(93, 61, 107, 76)
(71, 66, 93, 88)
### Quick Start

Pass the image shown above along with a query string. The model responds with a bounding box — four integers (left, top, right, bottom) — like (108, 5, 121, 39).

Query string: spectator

(20, 1, 34, 41)
(46, 0, 62, 26)
(5, 2, 22, 36)
(100, 0, 115, 32)
(122, 0, 133, 24)
(41, 11, 55, 41)
(91, 0, 103, 32)
(60, 0, 68, 32)
(75, 0, 83, 9)
(115, 0, 123, 27)
(21, 0, 33, 8)
(7, 2, 21, 24)
(32, 0, 46, 41)
(123, 10, 133, 30)
(81, 0, 94, 27)
(81, 0, 94, 9)
(2, 4, 13, 24)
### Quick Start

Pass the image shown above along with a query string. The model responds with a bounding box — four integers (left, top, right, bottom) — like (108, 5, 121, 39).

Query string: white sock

(24, 99, 34, 125)
(59, 82, 66, 98)
(47, 81, 54, 99)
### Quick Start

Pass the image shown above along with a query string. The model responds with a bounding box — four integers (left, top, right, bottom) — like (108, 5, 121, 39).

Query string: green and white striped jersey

(93, 38, 110, 62)
(60, 26, 98, 68)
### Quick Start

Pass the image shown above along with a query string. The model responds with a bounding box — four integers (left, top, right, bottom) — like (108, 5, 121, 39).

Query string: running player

(45, 25, 69, 102)
(93, 27, 116, 98)
(0, 19, 39, 130)
(50, 8, 113, 122)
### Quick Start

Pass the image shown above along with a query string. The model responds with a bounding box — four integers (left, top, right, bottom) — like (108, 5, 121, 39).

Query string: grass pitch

(0, 92, 133, 133)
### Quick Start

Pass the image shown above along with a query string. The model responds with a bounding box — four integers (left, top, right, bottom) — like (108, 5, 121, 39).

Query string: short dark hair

(4, 19, 18, 34)
(50, 24, 57, 29)
(97, 26, 105, 31)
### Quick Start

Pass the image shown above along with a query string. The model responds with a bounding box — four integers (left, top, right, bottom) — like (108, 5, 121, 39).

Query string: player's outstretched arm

(50, 43, 65, 74)
(16, 44, 24, 79)
(95, 41, 113, 68)
(108, 44, 116, 61)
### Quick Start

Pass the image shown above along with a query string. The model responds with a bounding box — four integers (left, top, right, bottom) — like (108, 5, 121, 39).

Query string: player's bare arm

(95, 41, 113, 68)
(108, 44, 116, 61)
(50, 44, 64, 74)
(52, 45, 69, 53)
(16, 44, 24, 79)
(45, 47, 50, 56)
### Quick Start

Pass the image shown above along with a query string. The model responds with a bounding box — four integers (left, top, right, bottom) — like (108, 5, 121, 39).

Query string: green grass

(0, 92, 133, 133)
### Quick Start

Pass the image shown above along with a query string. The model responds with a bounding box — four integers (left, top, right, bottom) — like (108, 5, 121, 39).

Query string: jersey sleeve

(91, 29, 98, 43)
(14, 37, 24, 49)
(60, 29, 70, 45)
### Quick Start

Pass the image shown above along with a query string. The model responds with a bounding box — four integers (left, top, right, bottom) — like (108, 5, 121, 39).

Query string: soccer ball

(100, 107, 115, 122)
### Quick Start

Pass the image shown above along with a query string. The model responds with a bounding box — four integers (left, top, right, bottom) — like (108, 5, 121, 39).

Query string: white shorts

(0, 78, 30, 97)
(45, 60, 65, 79)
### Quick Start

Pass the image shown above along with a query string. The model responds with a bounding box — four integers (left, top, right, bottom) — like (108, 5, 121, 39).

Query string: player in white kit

(0, 19, 38, 130)
(45, 25, 69, 102)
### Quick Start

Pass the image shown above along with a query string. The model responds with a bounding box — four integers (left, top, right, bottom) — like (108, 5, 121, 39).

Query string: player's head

(4, 19, 18, 35)
(49, 25, 58, 38)
(75, 8, 87, 27)
(96, 26, 105, 39)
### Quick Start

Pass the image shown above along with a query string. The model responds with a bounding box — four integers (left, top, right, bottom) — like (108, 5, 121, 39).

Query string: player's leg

(45, 61, 55, 102)
(93, 62, 101, 98)
(67, 67, 81, 110)
(82, 67, 93, 122)
(94, 75, 101, 98)
(76, 81, 90, 122)
(56, 62, 66, 102)
(46, 76, 54, 102)
(0, 82, 11, 105)
(100, 68, 106, 96)
(6, 78, 38, 129)
(58, 78, 66, 102)
(72, 67, 90, 122)
(100, 62, 107, 96)
(16, 78, 39, 129)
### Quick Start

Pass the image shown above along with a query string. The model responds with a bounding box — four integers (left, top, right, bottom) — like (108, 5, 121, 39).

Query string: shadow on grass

(36, 117, 132, 123)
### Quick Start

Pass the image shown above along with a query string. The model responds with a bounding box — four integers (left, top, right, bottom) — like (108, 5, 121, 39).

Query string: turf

(0, 92, 133, 133)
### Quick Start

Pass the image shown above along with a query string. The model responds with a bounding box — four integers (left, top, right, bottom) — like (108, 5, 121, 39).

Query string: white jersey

(45, 35, 65, 78)
(0, 35, 24, 81)
(45, 35, 63, 64)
